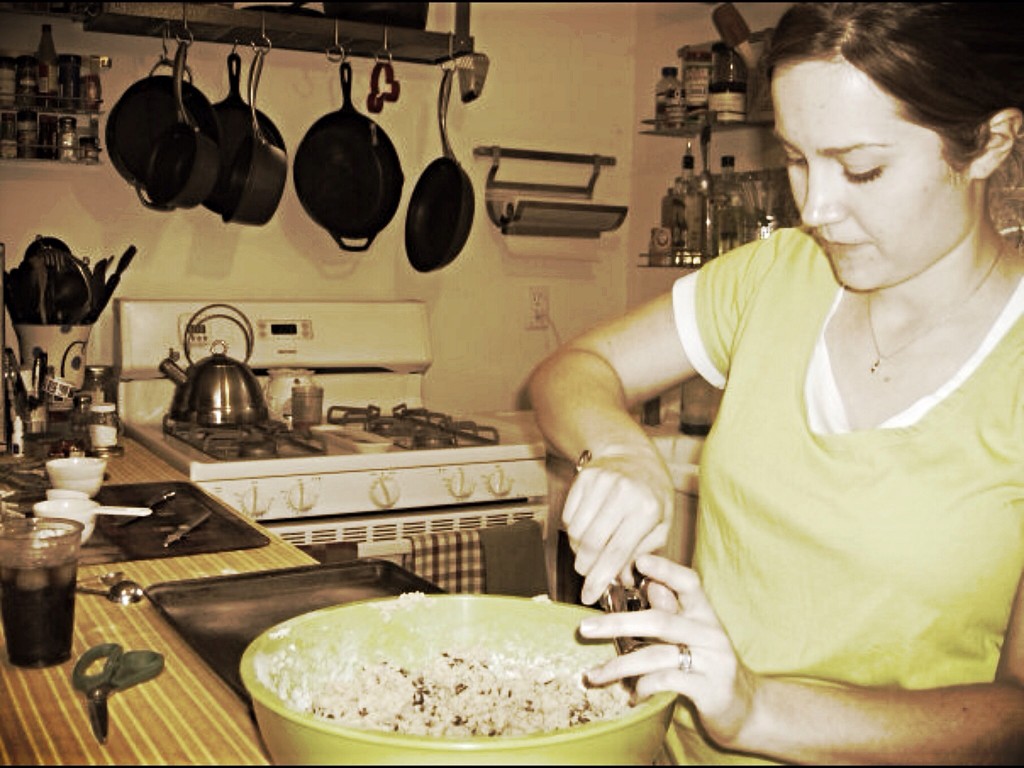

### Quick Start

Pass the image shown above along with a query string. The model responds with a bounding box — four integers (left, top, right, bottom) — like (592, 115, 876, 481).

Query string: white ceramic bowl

(32, 498, 101, 543)
(45, 457, 107, 497)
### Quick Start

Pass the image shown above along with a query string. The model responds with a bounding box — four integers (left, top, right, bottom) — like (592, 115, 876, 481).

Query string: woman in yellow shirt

(528, 3, 1024, 763)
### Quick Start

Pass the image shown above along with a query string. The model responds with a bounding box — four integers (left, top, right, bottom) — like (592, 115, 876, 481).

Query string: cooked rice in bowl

(241, 593, 675, 765)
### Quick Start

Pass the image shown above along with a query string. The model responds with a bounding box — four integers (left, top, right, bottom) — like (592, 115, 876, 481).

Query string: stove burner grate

(326, 403, 500, 449)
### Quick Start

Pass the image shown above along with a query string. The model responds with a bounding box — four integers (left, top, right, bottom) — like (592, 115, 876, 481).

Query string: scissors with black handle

(71, 642, 165, 744)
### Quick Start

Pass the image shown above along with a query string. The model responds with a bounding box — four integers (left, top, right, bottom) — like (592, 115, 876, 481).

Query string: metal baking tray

(145, 559, 444, 700)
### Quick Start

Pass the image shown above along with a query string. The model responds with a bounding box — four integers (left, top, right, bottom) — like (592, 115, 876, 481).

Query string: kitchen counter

(0, 438, 317, 765)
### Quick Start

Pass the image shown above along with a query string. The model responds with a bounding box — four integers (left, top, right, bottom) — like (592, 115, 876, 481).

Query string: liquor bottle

(714, 156, 751, 255)
(709, 42, 747, 123)
(678, 147, 706, 262)
(660, 181, 685, 251)
(35, 23, 58, 109)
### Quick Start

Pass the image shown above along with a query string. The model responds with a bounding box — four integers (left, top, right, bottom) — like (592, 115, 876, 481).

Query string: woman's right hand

(564, 447, 675, 605)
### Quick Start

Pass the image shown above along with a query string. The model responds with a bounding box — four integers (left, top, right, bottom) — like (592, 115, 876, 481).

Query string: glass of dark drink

(0, 517, 83, 668)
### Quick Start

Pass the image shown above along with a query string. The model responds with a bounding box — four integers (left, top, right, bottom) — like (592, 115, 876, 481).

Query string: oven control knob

(441, 467, 475, 500)
(486, 466, 513, 497)
(235, 482, 272, 520)
(285, 478, 320, 514)
(369, 472, 400, 509)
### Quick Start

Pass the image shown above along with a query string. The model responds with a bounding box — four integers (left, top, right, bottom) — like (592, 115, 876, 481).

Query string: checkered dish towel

(401, 530, 486, 594)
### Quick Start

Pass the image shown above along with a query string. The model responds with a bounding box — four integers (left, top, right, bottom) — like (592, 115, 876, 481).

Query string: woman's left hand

(579, 553, 759, 748)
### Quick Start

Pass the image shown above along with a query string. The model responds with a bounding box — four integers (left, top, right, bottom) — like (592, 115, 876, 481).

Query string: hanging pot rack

(74, 2, 476, 65)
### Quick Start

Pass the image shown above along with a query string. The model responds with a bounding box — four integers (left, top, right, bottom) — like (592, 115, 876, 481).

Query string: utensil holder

(13, 323, 92, 392)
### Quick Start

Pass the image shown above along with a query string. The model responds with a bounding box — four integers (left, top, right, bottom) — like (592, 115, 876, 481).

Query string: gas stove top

(161, 403, 503, 461)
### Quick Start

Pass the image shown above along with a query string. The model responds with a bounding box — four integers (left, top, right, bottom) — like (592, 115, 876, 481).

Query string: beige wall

(1, 3, 788, 415)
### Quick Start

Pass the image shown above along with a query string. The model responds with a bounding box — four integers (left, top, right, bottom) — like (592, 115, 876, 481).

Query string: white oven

(113, 300, 554, 583)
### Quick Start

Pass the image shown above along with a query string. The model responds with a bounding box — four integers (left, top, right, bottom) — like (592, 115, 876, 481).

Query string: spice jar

(15, 55, 38, 108)
(37, 113, 58, 160)
(58, 115, 76, 162)
(57, 54, 81, 110)
(81, 365, 119, 409)
(0, 57, 16, 108)
(81, 55, 102, 111)
(88, 402, 123, 456)
(70, 392, 93, 436)
(0, 112, 16, 159)
(16, 109, 37, 159)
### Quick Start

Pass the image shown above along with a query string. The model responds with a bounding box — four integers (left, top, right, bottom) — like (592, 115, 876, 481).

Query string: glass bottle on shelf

(655, 66, 684, 129)
(709, 42, 748, 123)
(714, 155, 752, 255)
(36, 23, 58, 109)
(678, 146, 707, 263)
(661, 180, 685, 253)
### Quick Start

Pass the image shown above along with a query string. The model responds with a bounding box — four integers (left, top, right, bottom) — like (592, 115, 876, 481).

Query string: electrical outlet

(527, 286, 549, 330)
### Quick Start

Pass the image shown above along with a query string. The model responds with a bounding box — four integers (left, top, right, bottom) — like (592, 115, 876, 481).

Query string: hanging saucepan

(143, 38, 221, 210)
(219, 44, 287, 225)
(405, 67, 475, 272)
(105, 41, 220, 211)
(293, 59, 404, 252)
(204, 48, 286, 217)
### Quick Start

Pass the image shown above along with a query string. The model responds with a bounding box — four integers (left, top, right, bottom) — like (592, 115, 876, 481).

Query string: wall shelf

(474, 146, 627, 238)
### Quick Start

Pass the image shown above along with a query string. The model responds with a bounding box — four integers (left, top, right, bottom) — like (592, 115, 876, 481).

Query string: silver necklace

(866, 251, 1002, 375)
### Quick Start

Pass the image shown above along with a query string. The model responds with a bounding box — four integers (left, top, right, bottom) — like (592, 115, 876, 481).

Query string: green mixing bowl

(240, 594, 675, 765)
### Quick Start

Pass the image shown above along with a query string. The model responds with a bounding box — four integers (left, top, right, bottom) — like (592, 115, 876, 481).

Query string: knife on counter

(162, 510, 212, 548)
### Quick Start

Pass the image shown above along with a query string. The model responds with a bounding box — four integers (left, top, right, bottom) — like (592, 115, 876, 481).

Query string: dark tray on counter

(81, 481, 270, 566)
(145, 559, 444, 701)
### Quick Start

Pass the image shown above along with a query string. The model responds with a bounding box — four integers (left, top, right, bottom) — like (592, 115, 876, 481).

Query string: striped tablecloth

(1, 438, 317, 765)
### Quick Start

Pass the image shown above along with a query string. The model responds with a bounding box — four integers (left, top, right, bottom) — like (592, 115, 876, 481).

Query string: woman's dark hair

(766, 3, 1023, 169)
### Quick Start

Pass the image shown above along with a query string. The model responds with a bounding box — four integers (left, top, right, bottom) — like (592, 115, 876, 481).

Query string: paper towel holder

(473, 145, 628, 238)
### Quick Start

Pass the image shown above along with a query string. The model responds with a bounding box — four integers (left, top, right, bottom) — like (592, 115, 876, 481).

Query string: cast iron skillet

(106, 51, 220, 210)
(219, 46, 288, 226)
(293, 60, 404, 252)
(405, 67, 475, 272)
(204, 50, 286, 218)
(143, 39, 221, 210)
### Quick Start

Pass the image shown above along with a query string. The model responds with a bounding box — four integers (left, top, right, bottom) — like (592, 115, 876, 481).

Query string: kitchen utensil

(293, 60, 404, 252)
(162, 509, 212, 547)
(404, 66, 474, 272)
(86, 256, 110, 322)
(204, 49, 286, 217)
(105, 46, 220, 208)
(456, 51, 489, 104)
(47, 252, 92, 325)
(159, 303, 269, 427)
(88, 245, 137, 323)
(76, 580, 146, 605)
(365, 56, 400, 114)
(72, 643, 164, 743)
(219, 44, 287, 226)
(598, 572, 652, 656)
(144, 39, 221, 209)
(240, 594, 676, 764)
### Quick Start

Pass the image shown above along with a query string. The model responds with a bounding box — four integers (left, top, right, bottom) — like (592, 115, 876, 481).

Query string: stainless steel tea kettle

(159, 303, 269, 427)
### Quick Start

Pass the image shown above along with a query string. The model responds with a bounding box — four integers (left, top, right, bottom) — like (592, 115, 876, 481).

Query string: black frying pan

(293, 61, 404, 252)
(105, 50, 220, 210)
(405, 68, 474, 272)
(143, 40, 221, 210)
(204, 50, 286, 217)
